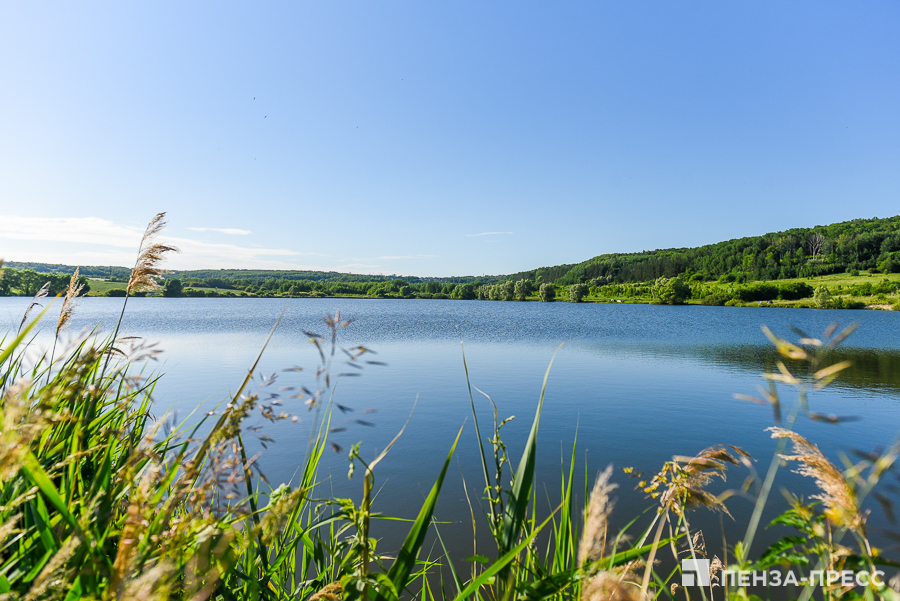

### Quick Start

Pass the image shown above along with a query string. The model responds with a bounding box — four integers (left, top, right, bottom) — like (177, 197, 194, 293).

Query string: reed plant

(1, 216, 899, 600)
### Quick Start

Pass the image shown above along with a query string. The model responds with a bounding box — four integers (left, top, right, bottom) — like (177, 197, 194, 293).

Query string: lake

(3, 297, 899, 570)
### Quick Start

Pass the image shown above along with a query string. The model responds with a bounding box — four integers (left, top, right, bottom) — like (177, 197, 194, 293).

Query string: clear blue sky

(1, 2, 898, 276)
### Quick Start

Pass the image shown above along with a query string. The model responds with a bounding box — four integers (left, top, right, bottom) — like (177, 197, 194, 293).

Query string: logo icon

(682, 559, 711, 586)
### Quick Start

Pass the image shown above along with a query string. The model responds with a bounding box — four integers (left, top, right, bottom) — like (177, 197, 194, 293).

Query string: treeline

(4, 262, 131, 280)
(174, 269, 503, 285)
(0, 268, 91, 297)
(508, 215, 900, 286)
(168, 277, 508, 300)
(3, 263, 502, 286)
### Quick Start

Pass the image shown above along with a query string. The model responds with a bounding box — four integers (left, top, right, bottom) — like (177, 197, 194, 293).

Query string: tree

(514, 280, 532, 301)
(813, 286, 832, 308)
(652, 277, 690, 305)
(399, 285, 411, 297)
(0, 268, 20, 296)
(500, 280, 515, 301)
(17, 270, 47, 296)
(538, 283, 556, 302)
(164, 278, 184, 297)
(807, 232, 826, 261)
(569, 283, 588, 303)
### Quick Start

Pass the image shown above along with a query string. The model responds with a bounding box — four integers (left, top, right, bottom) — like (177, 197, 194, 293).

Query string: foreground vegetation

(1, 214, 899, 600)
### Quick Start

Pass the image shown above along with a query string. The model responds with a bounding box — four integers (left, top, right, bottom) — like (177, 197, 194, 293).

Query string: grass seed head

(579, 465, 618, 566)
(768, 427, 861, 531)
(128, 213, 179, 294)
(56, 268, 85, 335)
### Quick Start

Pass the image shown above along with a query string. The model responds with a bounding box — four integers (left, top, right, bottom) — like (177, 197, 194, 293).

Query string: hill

(505, 215, 900, 286)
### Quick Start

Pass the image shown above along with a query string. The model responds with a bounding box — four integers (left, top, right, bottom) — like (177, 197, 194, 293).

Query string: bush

(777, 282, 814, 300)
(701, 293, 731, 306)
(106, 288, 127, 297)
(878, 258, 898, 274)
(736, 284, 779, 302)
(813, 286, 832, 308)
(725, 298, 742, 306)
(569, 283, 588, 303)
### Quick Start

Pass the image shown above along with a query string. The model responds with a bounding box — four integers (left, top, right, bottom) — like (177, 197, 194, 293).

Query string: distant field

(85, 280, 127, 296)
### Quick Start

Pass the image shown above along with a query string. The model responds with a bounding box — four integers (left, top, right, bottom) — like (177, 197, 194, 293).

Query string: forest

(507, 215, 900, 286)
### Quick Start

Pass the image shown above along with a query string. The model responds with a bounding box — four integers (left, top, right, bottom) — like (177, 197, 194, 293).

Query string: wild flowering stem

(740, 401, 802, 555)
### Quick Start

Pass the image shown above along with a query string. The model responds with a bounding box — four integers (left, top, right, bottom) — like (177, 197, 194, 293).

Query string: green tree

(499, 280, 515, 301)
(17, 270, 47, 296)
(163, 278, 184, 297)
(0, 268, 20, 296)
(569, 283, 588, 303)
(514, 279, 531, 301)
(399, 285, 412, 297)
(652, 277, 690, 305)
(538, 283, 556, 302)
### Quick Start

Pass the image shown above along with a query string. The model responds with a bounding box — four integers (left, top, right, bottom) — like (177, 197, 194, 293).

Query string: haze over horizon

(2, 2, 898, 277)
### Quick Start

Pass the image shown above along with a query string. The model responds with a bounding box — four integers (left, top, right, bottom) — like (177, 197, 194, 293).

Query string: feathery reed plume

(635, 445, 748, 594)
(101, 213, 178, 380)
(56, 268, 84, 336)
(768, 427, 861, 532)
(127, 213, 179, 295)
(582, 570, 648, 601)
(579, 465, 618, 567)
(47, 269, 86, 379)
(643, 445, 748, 517)
(17, 281, 49, 334)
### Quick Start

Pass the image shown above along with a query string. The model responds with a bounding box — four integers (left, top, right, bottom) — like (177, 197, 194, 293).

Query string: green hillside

(506, 215, 900, 286)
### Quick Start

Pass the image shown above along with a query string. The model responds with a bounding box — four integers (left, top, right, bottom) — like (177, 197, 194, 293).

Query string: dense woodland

(3, 215, 900, 306)
(507, 215, 900, 285)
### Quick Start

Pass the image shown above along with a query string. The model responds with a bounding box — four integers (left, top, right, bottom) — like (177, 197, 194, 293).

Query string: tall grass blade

(499, 344, 562, 555)
(381, 425, 464, 600)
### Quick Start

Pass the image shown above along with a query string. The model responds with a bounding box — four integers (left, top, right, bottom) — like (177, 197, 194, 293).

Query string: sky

(1, 2, 898, 277)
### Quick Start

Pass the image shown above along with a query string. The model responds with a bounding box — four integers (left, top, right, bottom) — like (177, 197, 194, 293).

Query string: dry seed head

(652, 445, 748, 516)
(768, 427, 861, 531)
(582, 571, 648, 601)
(56, 268, 84, 335)
(128, 213, 179, 294)
(18, 281, 50, 333)
(579, 465, 617, 566)
(310, 582, 343, 601)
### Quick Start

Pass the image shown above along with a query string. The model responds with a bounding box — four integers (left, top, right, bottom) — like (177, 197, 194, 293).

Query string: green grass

(84, 279, 128, 296)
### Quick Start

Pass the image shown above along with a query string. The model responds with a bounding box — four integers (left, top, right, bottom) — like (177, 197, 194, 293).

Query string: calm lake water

(3, 297, 899, 568)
